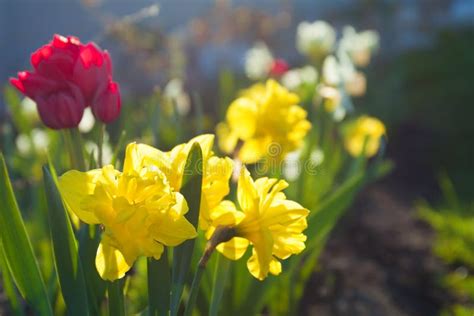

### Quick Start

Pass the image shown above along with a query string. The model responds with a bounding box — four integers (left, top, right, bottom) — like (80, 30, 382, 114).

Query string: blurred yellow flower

(125, 134, 233, 230)
(217, 80, 311, 163)
(59, 143, 197, 281)
(208, 167, 309, 280)
(344, 116, 386, 157)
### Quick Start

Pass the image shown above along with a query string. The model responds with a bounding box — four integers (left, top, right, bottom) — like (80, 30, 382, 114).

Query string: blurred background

(1, 0, 473, 315)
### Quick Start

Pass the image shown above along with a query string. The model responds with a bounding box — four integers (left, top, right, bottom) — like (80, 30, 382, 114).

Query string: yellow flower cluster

(344, 115, 386, 157)
(217, 79, 311, 163)
(59, 147, 197, 280)
(125, 134, 233, 230)
(59, 133, 310, 281)
(207, 167, 309, 280)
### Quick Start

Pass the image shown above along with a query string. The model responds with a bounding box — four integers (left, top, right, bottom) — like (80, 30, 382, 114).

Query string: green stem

(108, 280, 125, 316)
(183, 264, 205, 316)
(184, 227, 235, 316)
(148, 250, 170, 316)
(63, 128, 86, 171)
(97, 123, 105, 167)
(209, 255, 230, 316)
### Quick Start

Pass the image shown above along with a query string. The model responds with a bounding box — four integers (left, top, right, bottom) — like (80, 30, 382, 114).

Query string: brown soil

(301, 180, 448, 316)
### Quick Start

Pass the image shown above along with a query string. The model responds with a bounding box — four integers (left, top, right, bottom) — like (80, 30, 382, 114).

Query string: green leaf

(108, 280, 125, 316)
(0, 240, 25, 316)
(148, 249, 170, 316)
(78, 225, 106, 314)
(170, 143, 203, 316)
(42, 165, 89, 316)
(0, 153, 52, 315)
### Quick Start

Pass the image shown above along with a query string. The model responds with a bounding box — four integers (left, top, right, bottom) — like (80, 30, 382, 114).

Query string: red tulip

(36, 83, 86, 129)
(10, 34, 121, 129)
(269, 59, 289, 77)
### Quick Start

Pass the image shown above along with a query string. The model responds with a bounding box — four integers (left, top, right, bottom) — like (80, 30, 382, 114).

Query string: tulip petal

(91, 81, 121, 123)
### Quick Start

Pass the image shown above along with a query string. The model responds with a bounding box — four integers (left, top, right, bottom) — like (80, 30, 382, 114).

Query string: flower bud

(91, 81, 121, 123)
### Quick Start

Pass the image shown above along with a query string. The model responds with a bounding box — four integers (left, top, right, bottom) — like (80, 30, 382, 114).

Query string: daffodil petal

(150, 213, 197, 247)
(59, 169, 102, 224)
(227, 98, 258, 140)
(186, 134, 215, 159)
(237, 167, 258, 213)
(95, 241, 133, 281)
(217, 237, 249, 260)
(123, 142, 171, 174)
(216, 122, 239, 154)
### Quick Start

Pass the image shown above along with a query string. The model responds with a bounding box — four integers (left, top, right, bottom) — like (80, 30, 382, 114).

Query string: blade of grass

(170, 143, 203, 316)
(0, 153, 52, 315)
(0, 240, 25, 316)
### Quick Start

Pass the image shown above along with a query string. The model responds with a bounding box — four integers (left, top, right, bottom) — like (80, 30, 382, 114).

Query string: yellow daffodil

(208, 167, 309, 280)
(58, 143, 197, 281)
(344, 115, 386, 157)
(217, 80, 311, 164)
(124, 134, 233, 230)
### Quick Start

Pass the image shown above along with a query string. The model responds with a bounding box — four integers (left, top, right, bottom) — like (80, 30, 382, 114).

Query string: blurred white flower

(318, 85, 341, 112)
(339, 26, 379, 67)
(322, 55, 341, 86)
(344, 71, 367, 97)
(78, 107, 95, 133)
(283, 150, 302, 181)
(21, 97, 38, 120)
(309, 148, 324, 166)
(244, 42, 274, 80)
(164, 78, 191, 116)
(296, 21, 336, 58)
(85, 132, 113, 165)
(16, 134, 31, 156)
(281, 66, 318, 91)
(31, 129, 49, 153)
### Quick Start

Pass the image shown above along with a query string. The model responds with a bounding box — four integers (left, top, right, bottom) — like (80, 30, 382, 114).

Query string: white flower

(283, 150, 302, 181)
(21, 97, 38, 120)
(78, 107, 95, 133)
(164, 78, 191, 116)
(244, 42, 274, 80)
(85, 132, 113, 165)
(322, 55, 341, 85)
(31, 129, 49, 153)
(281, 66, 318, 91)
(309, 148, 324, 166)
(16, 134, 31, 156)
(339, 26, 379, 67)
(296, 21, 336, 58)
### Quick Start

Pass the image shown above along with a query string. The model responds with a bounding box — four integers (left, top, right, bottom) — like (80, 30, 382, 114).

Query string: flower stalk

(184, 226, 235, 316)
(63, 128, 86, 171)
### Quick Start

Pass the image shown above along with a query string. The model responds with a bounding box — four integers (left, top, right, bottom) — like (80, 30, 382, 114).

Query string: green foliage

(418, 175, 474, 314)
(43, 165, 89, 316)
(171, 143, 203, 316)
(0, 154, 52, 315)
